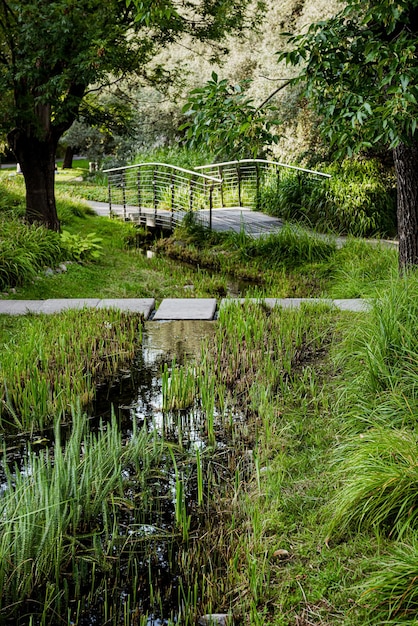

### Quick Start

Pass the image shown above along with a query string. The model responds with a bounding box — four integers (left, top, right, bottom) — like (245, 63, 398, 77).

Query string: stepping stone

(333, 298, 371, 312)
(220, 297, 369, 312)
(38, 299, 100, 314)
(154, 298, 217, 320)
(0, 300, 44, 315)
(97, 298, 155, 319)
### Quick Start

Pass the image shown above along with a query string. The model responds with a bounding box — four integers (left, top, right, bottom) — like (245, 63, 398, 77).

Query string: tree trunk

(62, 145, 75, 169)
(8, 130, 60, 232)
(393, 140, 418, 271)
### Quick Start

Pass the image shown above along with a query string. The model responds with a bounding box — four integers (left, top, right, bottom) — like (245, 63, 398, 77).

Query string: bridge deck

(87, 202, 284, 236)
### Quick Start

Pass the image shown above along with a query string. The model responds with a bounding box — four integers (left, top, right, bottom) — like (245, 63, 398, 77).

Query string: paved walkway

(0, 297, 370, 319)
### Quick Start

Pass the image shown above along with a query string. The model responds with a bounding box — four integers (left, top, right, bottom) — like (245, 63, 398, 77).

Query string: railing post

(276, 164, 280, 195)
(189, 178, 194, 212)
(121, 171, 126, 221)
(236, 163, 242, 207)
(137, 167, 142, 213)
(218, 166, 224, 208)
(209, 185, 213, 230)
(170, 173, 175, 230)
(153, 167, 158, 221)
(255, 162, 260, 210)
(107, 176, 112, 218)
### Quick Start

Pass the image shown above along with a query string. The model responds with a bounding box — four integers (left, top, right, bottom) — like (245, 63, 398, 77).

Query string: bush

(0, 218, 65, 290)
(259, 158, 397, 238)
(229, 223, 336, 268)
(327, 428, 418, 540)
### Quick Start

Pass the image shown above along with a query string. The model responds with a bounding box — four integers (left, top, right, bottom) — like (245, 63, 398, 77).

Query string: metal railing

(195, 159, 331, 210)
(103, 159, 331, 229)
(103, 162, 222, 229)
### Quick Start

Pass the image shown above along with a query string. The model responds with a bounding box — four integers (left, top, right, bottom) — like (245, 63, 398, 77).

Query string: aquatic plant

(0, 308, 143, 431)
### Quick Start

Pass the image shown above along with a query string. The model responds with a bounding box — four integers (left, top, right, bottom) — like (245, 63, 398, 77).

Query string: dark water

(1, 320, 217, 626)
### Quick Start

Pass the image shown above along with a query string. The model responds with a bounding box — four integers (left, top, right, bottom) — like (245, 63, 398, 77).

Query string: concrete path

(0, 297, 371, 319)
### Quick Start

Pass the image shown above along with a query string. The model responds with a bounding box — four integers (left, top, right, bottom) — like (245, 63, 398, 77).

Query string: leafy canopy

(181, 72, 279, 159)
(0, 0, 262, 141)
(278, 0, 418, 156)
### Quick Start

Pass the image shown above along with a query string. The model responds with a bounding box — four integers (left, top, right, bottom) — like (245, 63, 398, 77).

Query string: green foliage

(260, 159, 396, 237)
(60, 230, 103, 262)
(228, 223, 336, 268)
(328, 428, 418, 540)
(0, 218, 65, 290)
(181, 72, 280, 159)
(133, 145, 213, 169)
(360, 542, 418, 622)
(278, 0, 418, 154)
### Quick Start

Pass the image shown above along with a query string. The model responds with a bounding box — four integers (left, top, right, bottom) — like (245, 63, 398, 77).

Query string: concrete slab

(154, 298, 217, 320)
(97, 298, 155, 319)
(220, 297, 369, 312)
(221, 297, 333, 309)
(333, 299, 371, 312)
(0, 300, 44, 315)
(38, 299, 100, 314)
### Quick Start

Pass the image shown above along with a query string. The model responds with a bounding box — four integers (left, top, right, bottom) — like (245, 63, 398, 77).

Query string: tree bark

(393, 140, 418, 272)
(8, 129, 60, 232)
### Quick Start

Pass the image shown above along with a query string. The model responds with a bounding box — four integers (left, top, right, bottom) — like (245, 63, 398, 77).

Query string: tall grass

(0, 217, 65, 290)
(226, 223, 336, 268)
(0, 407, 164, 623)
(325, 271, 418, 622)
(259, 158, 396, 237)
(327, 428, 418, 540)
(334, 271, 418, 425)
(360, 542, 418, 622)
(0, 308, 143, 431)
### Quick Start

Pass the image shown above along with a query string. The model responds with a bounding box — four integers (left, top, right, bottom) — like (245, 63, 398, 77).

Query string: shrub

(327, 428, 418, 540)
(0, 218, 65, 290)
(60, 230, 103, 262)
(260, 158, 396, 237)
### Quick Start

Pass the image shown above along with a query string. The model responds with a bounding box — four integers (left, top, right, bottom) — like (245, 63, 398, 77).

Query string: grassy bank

(1, 159, 416, 625)
(0, 165, 398, 304)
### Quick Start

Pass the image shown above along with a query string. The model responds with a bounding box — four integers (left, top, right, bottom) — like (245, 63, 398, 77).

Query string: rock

(198, 614, 233, 626)
(273, 549, 290, 560)
(58, 263, 68, 272)
(44, 267, 54, 276)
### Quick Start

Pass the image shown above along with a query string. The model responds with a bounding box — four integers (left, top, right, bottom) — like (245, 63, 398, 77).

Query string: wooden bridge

(103, 159, 331, 233)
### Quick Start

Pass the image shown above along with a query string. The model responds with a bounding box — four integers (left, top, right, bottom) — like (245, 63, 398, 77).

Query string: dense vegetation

(0, 153, 417, 624)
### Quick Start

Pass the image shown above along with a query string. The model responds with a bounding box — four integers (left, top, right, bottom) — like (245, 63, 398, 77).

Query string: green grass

(0, 308, 143, 431)
(2, 154, 417, 626)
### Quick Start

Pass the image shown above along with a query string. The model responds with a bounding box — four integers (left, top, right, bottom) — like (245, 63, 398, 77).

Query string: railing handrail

(194, 158, 332, 179)
(103, 161, 222, 184)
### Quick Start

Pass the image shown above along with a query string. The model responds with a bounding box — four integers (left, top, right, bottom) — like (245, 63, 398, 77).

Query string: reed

(0, 406, 165, 623)
(0, 308, 143, 431)
(162, 358, 197, 411)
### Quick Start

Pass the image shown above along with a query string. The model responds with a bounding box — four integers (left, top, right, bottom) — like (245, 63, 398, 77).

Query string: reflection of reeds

(0, 308, 143, 431)
(0, 407, 165, 619)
